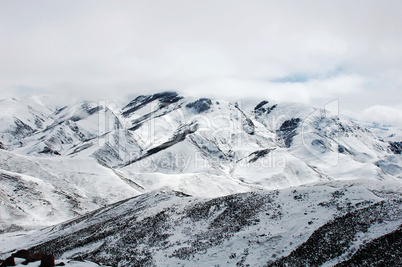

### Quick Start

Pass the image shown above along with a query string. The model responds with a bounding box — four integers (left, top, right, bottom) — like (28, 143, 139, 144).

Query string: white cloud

(355, 105, 402, 127)
(0, 0, 401, 125)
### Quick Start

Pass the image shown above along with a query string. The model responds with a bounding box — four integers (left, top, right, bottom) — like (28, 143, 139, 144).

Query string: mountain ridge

(1, 92, 401, 265)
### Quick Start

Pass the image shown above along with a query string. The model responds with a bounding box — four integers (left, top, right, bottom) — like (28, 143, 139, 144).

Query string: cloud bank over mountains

(1, 0, 402, 125)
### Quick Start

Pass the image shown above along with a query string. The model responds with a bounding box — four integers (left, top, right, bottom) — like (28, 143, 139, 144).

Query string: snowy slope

(0, 149, 141, 232)
(1, 92, 401, 233)
(354, 120, 402, 179)
(1, 180, 400, 266)
(1, 257, 108, 267)
(0, 96, 54, 147)
(0, 92, 401, 266)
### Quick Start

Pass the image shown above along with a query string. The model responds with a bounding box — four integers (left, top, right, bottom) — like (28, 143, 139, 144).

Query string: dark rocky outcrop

(248, 148, 274, 163)
(254, 101, 277, 116)
(389, 141, 402, 154)
(40, 254, 55, 267)
(0, 257, 15, 267)
(233, 102, 255, 135)
(255, 100, 269, 111)
(122, 92, 182, 117)
(70, 103, 103, 122)
(1, 251, 63, 267)
(38, 146, 61, 155)
(122, 123, 197, 167)
(25, 251, 44, 263)
(338, 144, 351, 154)
(186, 98, 212, 113)
(11, 250, 29, 259)
(277, 118, 301, 147)
(12, 118, 34, 139)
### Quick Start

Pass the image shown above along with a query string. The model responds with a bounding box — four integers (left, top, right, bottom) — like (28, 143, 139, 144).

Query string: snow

(0, 92, 401, 265)
(11, 258, 109, 266)
(0, 149, 141, 231)
(1, 180, 400, 266)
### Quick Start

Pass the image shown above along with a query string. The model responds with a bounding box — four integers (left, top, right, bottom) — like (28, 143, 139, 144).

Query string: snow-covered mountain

(1, 180, 400, 266)
(0, 92, 401, 265)
(1, 92, 401, 227)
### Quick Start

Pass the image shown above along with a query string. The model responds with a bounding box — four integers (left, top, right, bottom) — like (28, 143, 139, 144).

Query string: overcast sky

(1, 0, 402, 125)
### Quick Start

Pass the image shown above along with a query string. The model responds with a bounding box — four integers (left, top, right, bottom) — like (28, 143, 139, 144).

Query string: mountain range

(0, 92, 401, 266)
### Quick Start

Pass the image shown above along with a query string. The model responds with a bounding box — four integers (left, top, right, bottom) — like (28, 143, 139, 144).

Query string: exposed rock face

(25, 251, 44, 264)
(40, 254, 55, 267)
(0, 250, 97, 267)
(186, 98, 212, 113)
(11, 250, 29, 259)
(389, 141, 402, 154)
(12, 118, 34, 140)
(277, 118, 301, 147)
(0, 257, 15, 267)
(253, 100, 277, 116)
(122, 92, 182, 117)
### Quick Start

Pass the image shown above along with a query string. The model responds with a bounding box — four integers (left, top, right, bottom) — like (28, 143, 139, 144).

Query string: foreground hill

(1, 180, 400, 266)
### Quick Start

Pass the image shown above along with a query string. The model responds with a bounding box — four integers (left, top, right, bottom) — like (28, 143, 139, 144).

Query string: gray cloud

(1, 0, 402, 124)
